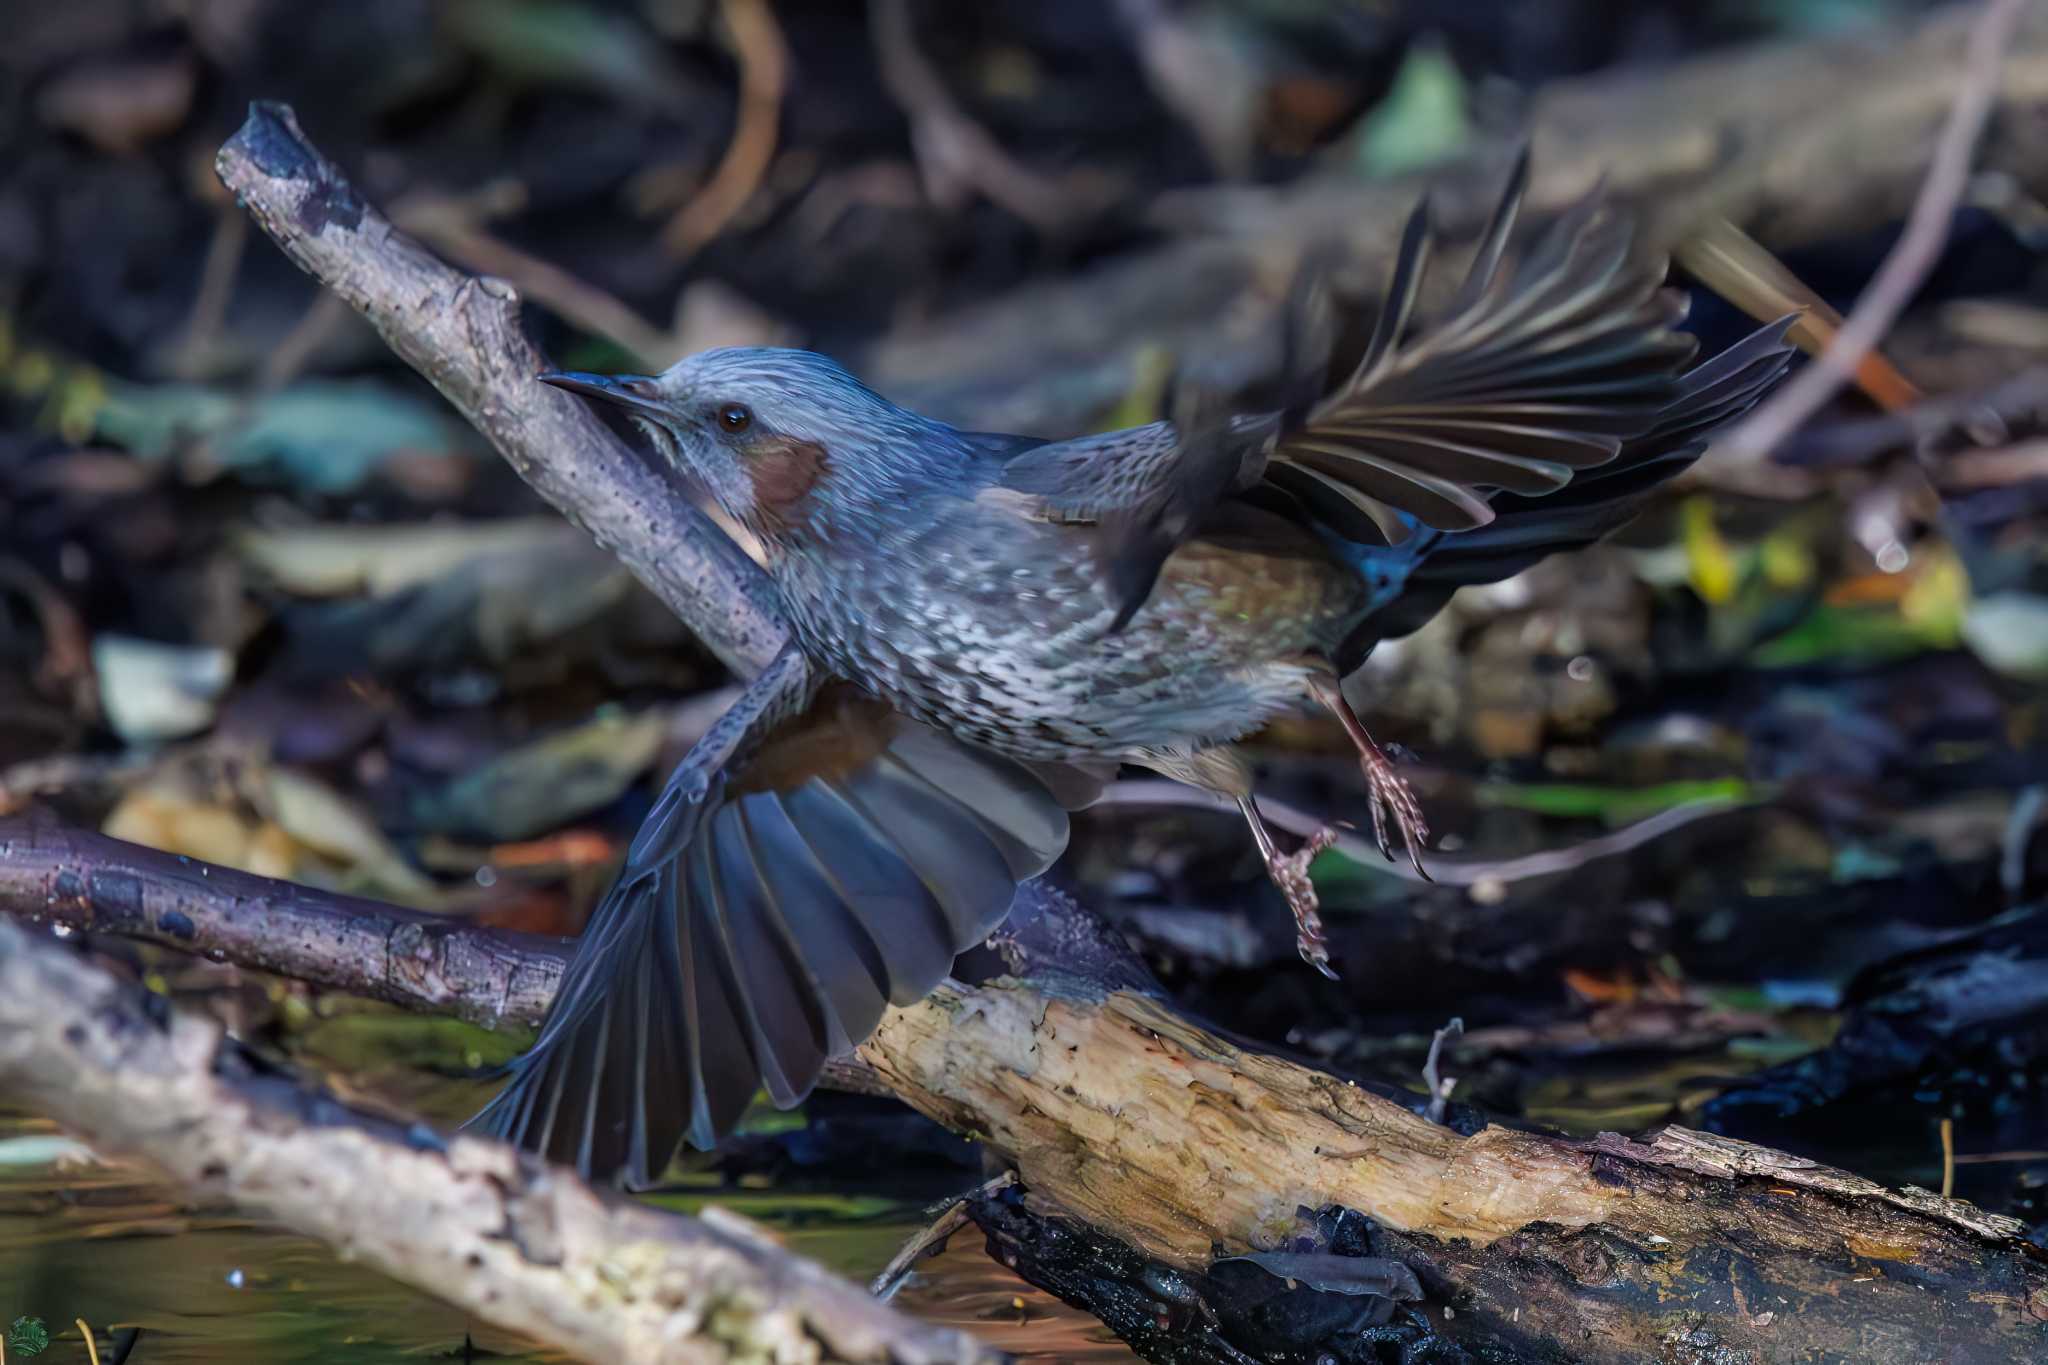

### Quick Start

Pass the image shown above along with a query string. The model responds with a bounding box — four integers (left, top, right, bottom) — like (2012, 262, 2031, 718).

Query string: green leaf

(92, 379, 478, 494)
(441, 0, 687, 112)
(8, 1316, 50, 1356)
(1352, 40, 1470, 178)
(410, 708, 671, 842)
(1474, 777, 1754, 823)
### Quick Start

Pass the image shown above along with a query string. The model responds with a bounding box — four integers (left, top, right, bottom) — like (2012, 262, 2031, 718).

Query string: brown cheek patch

(744, 436, 830, 528)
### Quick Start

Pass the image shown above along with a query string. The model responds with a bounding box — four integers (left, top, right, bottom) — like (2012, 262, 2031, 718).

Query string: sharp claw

(1368, 797, 1392, 862)
(1407, 840, 1433, 883)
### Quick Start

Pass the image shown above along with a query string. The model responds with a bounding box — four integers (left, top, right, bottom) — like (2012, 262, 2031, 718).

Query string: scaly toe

(1269, 827, 1339, 979)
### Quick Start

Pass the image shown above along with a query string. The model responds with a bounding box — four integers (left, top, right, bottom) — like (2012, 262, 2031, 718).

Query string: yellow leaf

(1680, 496, 1738, 605)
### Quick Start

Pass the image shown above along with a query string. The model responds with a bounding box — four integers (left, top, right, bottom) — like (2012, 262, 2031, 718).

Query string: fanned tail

(1335, 314, 1798, 663)
(1262, 148, 1747, 552)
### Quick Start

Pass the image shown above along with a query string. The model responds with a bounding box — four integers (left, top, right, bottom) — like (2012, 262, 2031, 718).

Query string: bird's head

(540, 347, 956, 545)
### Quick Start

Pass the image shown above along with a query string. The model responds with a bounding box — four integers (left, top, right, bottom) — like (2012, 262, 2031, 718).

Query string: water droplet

(1875, 541, 1910, 574)
(1566, 654, 1596, 682)
(226, 1267, 245, 1289)
(474, 866, 498, 889)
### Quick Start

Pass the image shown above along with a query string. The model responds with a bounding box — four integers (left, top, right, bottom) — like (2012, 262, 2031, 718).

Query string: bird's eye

(718, 404, 753, 433)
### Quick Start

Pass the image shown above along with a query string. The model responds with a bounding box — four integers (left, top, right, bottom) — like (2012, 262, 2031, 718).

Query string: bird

(474, 153, 1797, 1185)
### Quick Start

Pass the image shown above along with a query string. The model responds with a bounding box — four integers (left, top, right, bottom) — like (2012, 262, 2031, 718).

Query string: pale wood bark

(867, 979, 2048, 1362)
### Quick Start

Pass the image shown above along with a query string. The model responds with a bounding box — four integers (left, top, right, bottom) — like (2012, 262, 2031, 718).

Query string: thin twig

(664, 0, 789, 258)
(869, 0, 1097, 233)
(1714, 0, 2030, 467)
(2001, 785, 2044, 899)
(1941, 1117, 1957, 1200)
(871, 1172, 1016, 1301)
(173, 209, 249, 380)
(1095, 780, 1749, 888)
(254, 290, 351, 393)
(1422, 1017, 1464, 1126)
(1674, 217, 1922, 413)
(393, 186, 680, 368)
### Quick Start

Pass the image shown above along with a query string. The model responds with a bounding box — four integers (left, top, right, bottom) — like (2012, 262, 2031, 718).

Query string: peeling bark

(868, 979, 2048, 1362)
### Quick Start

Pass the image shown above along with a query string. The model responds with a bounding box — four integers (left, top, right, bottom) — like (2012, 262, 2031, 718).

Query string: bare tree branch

(0, 917, 998, 1365)
(0, 809, 888, 1094)
(214, 102, 788, 679)
(0, 809, 564, 1027)
(1714, 0, 2033, 465)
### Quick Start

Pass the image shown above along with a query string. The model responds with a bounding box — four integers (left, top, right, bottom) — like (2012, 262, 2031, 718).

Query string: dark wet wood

(0, 809, 565, 1027)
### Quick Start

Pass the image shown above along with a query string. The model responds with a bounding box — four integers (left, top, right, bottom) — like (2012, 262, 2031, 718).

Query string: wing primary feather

(738, 795, 885, 1055)
(1349, 197, 1434, 390)
(778, 783, 956, 1004)
(1287, 440, 1498, 527)
(573, 980, 615, 1176)
(682, 837, 764, 1144)
(1263, 463, 1406, 545)
(1444, 146, 1529, 318)
(737, 802, 856, 1055)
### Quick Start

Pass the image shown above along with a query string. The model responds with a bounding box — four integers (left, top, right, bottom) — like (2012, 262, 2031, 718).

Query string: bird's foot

(1358, 738, 1432, 881)
(1265, 825, 1339, 979)
(1308, 673, 1433, 882)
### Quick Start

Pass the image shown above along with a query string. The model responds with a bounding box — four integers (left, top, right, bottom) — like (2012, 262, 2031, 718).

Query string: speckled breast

(773, 507, 1367, 762)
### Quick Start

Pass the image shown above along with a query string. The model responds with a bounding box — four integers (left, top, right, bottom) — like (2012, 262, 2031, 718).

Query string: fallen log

(871, 954, 2047, 1361)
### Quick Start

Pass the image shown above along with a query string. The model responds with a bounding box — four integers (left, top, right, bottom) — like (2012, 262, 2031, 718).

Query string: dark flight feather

(472, 688, 1095, 1186)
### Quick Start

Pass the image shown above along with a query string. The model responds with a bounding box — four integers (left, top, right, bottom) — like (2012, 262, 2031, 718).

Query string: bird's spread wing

(472, 647, 1095, 1186)
(1264, 151, 1695, 544)
(996, 150, 1772, 625)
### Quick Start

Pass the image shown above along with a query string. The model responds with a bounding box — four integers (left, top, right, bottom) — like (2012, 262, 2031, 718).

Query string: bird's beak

(538, 370, 665, 414)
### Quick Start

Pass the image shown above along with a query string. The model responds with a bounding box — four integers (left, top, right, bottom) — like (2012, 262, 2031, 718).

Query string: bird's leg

(1236, 795, 1339, 980)
(1308, 675, 1432, 881)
